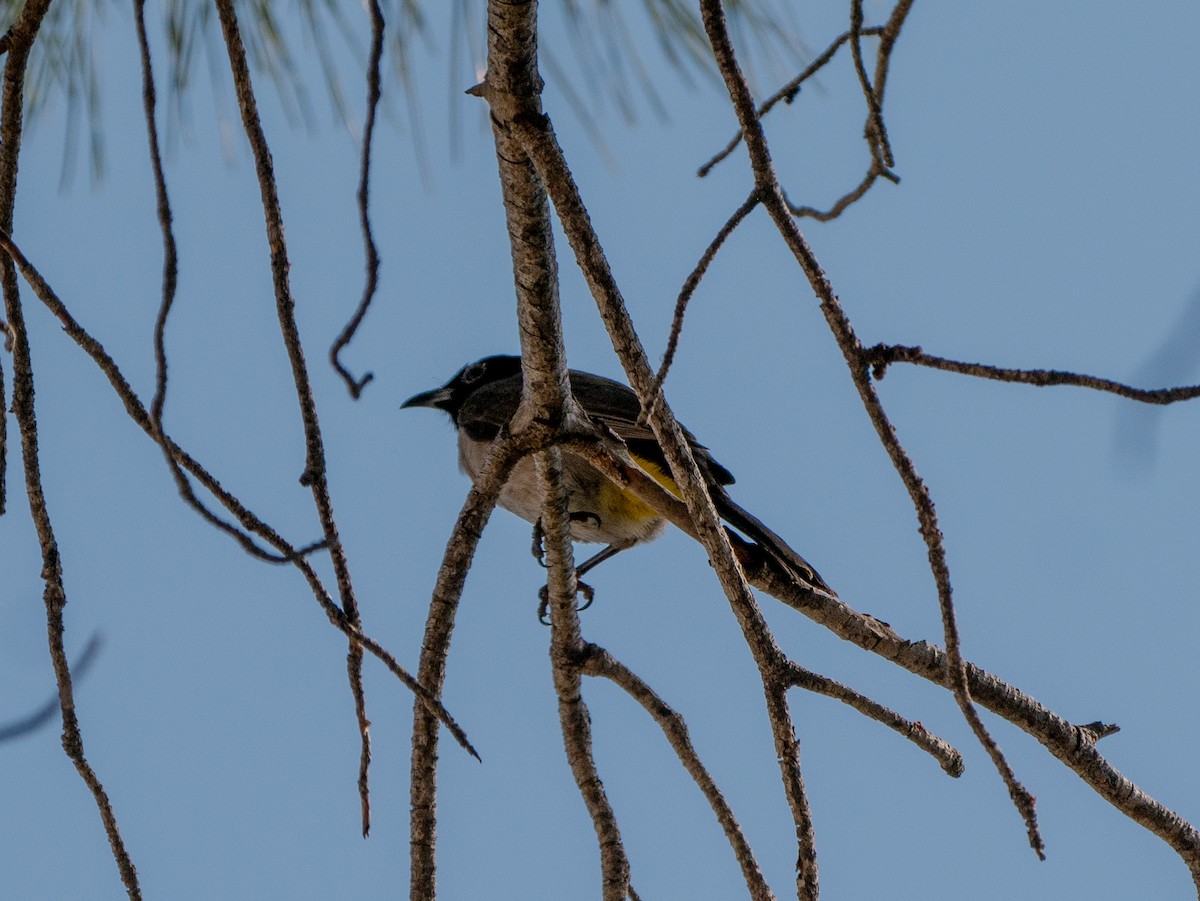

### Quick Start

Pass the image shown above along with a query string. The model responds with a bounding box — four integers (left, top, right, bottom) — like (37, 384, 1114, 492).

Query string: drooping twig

(0, 2, 142, 896)
(329, 0, 384, 399)
(0, 228, 476, 762)
(134, 0, 307, 567)
(221, 0, 381, 835)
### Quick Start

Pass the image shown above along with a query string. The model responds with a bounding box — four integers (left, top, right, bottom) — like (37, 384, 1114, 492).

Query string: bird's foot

(537, 579, 595, 625)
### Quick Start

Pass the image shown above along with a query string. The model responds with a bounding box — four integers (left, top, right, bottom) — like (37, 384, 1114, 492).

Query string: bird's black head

(401, 355, 523, 422)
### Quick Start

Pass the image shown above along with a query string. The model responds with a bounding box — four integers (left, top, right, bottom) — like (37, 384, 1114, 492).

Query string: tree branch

(214, 0, 375, 836)
(698, 0, 1045, 859)
(329, 0, 385, 399)
(865, 343, 1200, 403)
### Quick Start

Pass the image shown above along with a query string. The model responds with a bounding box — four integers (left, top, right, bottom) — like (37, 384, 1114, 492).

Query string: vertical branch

(212, 0, 374, 837)
(471, 0, 633, 895)
(409, 430, 534, 900)
(509, 111, 822, 901)
(537, 447, 631, 900)
(0, 1, 141, 897)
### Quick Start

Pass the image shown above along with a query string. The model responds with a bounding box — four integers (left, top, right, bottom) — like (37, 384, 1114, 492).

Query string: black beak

(401, 385, 453, 410)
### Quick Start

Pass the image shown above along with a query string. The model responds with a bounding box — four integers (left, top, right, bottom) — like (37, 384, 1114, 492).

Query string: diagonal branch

(579, 641, 777, 901)
(750, 557, 1200, 881)
(653, 188, 760, 399)
(696, 0, 1043, 859)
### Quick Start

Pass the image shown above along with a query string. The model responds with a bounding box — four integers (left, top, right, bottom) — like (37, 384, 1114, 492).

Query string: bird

(402, 354, 835, 598)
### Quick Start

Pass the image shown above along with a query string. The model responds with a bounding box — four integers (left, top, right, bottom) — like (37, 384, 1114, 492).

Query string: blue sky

(2, 2, 1199, 898)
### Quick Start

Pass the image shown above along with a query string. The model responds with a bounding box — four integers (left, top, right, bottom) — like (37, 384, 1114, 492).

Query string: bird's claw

(537, 578, 595, 625)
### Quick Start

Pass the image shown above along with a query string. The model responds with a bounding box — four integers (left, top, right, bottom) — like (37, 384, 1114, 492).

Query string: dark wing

(569, 371, 734, 487)
(456, 368, 734, 486)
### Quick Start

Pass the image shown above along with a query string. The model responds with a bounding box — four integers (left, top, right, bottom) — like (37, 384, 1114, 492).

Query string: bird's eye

(461, 362, 487, 385)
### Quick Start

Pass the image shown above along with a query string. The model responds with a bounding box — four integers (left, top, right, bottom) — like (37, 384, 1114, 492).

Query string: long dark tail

(712, 487, 837, 597)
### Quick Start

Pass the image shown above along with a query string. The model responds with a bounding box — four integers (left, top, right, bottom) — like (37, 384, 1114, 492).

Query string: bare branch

(580, 642, 776, 900)
(508, 107, 824, 901)
(696, 0, 1044, 859)
(0, 1, 142, 894)
(865, 343, 1200, 404)
(214, 0, 375, 835)
(410, 427, 545, 899)
(750, 557, 1200, 877)
(329, 0, 385, 400)
(653, 188, 760, 401)
(780, 660, 963, 777)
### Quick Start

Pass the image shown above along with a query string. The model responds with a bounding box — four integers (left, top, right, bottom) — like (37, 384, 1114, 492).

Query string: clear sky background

(2, 2, 1199, 899)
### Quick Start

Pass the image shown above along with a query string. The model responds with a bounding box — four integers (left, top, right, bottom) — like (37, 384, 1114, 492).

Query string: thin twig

(697, 0, 1043, 862)
(0, 2, 142, 895)
(651, 188, 760, 405)
(785, 167, 887, 220)
(214, 0, 375, 835)
(865, 343, 1200, 404)
(780, 659, 963, 776)
(698, 26, 884, 177)
(581, 643, 776, 901)
(329, 0, 384, 399)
